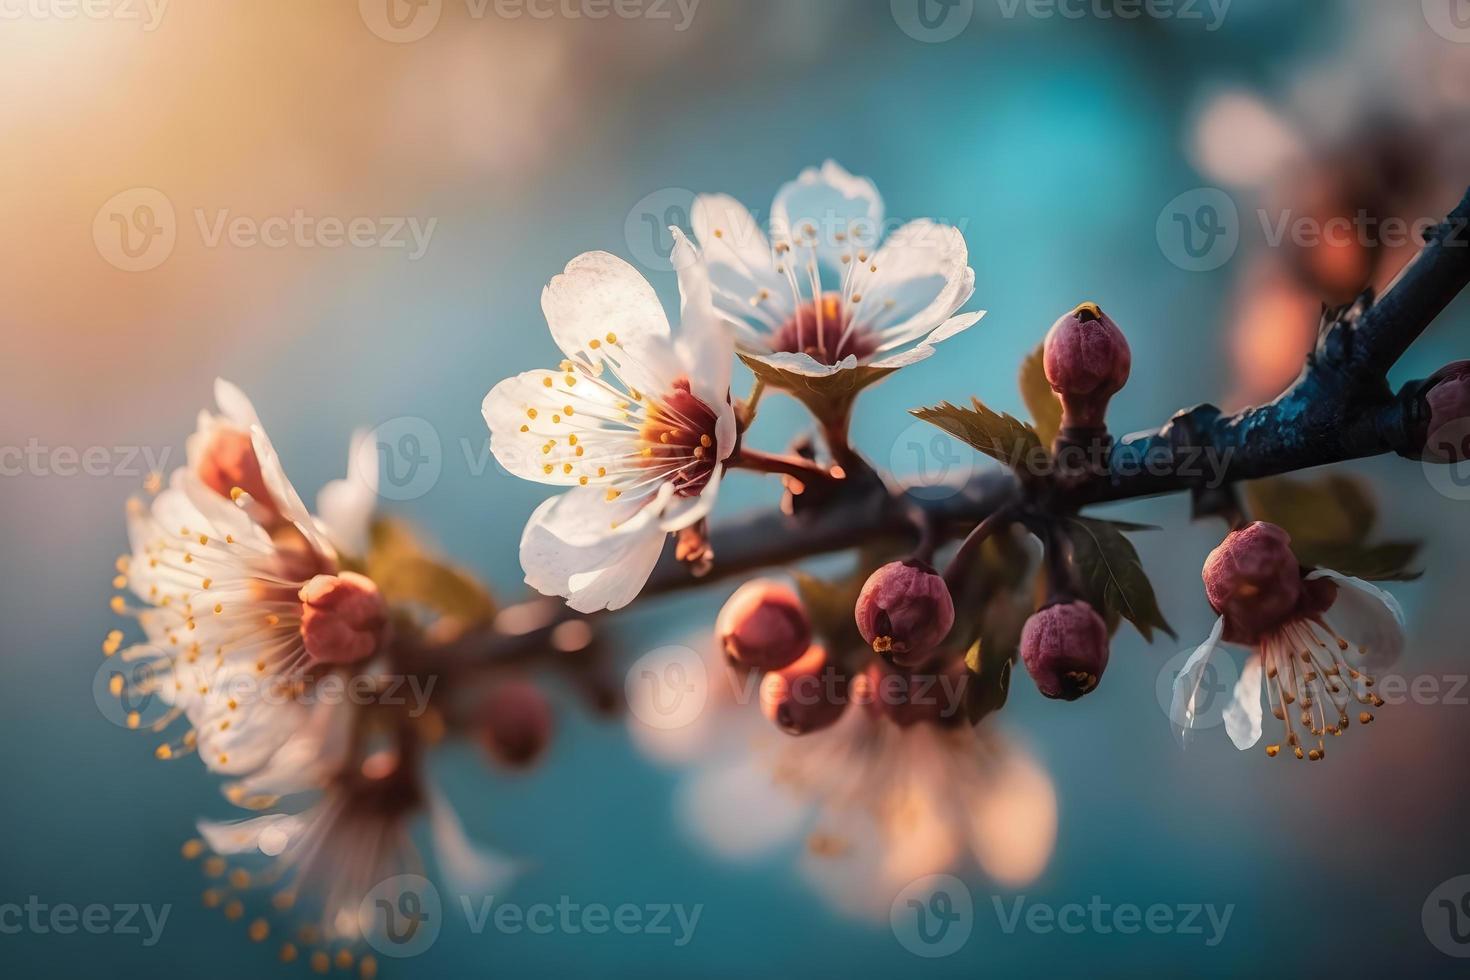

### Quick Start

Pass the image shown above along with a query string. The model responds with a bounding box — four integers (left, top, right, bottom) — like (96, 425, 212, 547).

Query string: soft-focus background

(4, 1, 1470, 976)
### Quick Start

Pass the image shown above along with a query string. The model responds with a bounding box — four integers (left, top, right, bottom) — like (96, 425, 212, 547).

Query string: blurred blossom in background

(3, 1, 1470, 976)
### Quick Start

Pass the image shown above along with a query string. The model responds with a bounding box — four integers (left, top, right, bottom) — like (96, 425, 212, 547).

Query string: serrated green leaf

(739, 354, 896, 422)
(1288, 541, 1423, 582)
(1245, 475, 1376, 545)
(910, 398, 1042, 473)
(1245, 475, 1421, 580)
(1061, 517, 1175, 642)
(1019, 343, 1062, 447)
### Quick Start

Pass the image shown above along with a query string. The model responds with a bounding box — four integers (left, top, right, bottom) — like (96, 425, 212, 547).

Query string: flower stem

(736, 378, 766, 430)
(730, 447, 841, 486)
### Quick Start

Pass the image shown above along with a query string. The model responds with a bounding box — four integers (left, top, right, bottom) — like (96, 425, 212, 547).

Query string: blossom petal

(316, 429, 377, 559)
(675, 758, 808, 860)
(660, 463, 723, 533)
(868, 311, 984, 370)
(860, 221, 975, 349)
(541, 250, 681, 393)
(692, 192, 788, 347)
(771, 160, 883, 276)
(1170, 616, 1226, 746)
(519, 486, 669, 612)
(1222, 653, 1264, 750)
(483, 369, 632, 487)
(1307, 569, 1406, 671)
(671, 228, 735, 412)
(197, 813, 306, 857)
(213, 377, 262, 429)
(249, 423, 335, 560)
(427, 787, 522, 896)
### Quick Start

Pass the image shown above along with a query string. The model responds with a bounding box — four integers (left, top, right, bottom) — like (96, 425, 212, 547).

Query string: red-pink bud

(716, 580, 812, 671)
(1201, 521, 1303, 645)
(1422, 360, 1470, 462)
(298, 571, 386, 666)
(854, 560, 955, 662)
(759, 644, 848, 736)
(478, 680, 553, 769)
(1020, 600, 1110, 701)
(1043, 302, 1131, 430)
(195, 428, 276, 515)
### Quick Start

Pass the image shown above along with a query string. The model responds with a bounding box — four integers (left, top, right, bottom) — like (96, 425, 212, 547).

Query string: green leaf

(1061, 517, 1175, 642)
(367, 518, 497, 624)
(1245, 475, 1421, 580)
(1245, 475, 1376, 545)
(739, 354, 896, 422)
(1019, 343, 1062, 447)
(964, 639, 1013, 725)
(910, 398, 1042, 473)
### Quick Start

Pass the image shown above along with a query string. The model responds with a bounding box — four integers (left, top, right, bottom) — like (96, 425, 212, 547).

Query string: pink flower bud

(716, 580, 812, 671)
(1020, 600, 1110, 701)
(298, 571, 386, 666)
(195, 428, 276, 515)
(1201, 521, 1303, 644)
(1043, 302, 1131, 430)
(1422, 360, 1470, 462)
(854, 560, 955, 661)
(759, 644, 848, 735)
(478, 680, 553, 769)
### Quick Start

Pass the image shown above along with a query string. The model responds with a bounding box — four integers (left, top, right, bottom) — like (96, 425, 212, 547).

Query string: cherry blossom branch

(441, 187, 1469, 668)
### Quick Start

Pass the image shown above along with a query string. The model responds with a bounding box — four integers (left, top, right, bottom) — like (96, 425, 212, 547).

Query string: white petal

(771, 160, 883, 275)
(868, 311, 984, 370)
(861, 221, 974, 348)
(1307, 569, 1407, 671)
(659, 463, 723, 533)
(748, 349, 855, 378)
(1222, 654, 1264, 750)
(519, 487, 668, 613)
(1170, 617, 1226, 746)
(675, 758, 808, 860)
(540, 250, 681, 394)
(482, 369, 631, 486)
(691, 192, 786, 338)
(315, 429, 377, 559)
(213, 378, 262, 429)
(671, 227, 735, 409)
(427, 787, 522, 896)
(249, 423, 335, 561)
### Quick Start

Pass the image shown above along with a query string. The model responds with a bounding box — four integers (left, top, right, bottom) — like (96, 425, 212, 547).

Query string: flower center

(770, 292, 878, 365)
(1259, 618, 1385, 762)
(639, 378, 719, 497)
